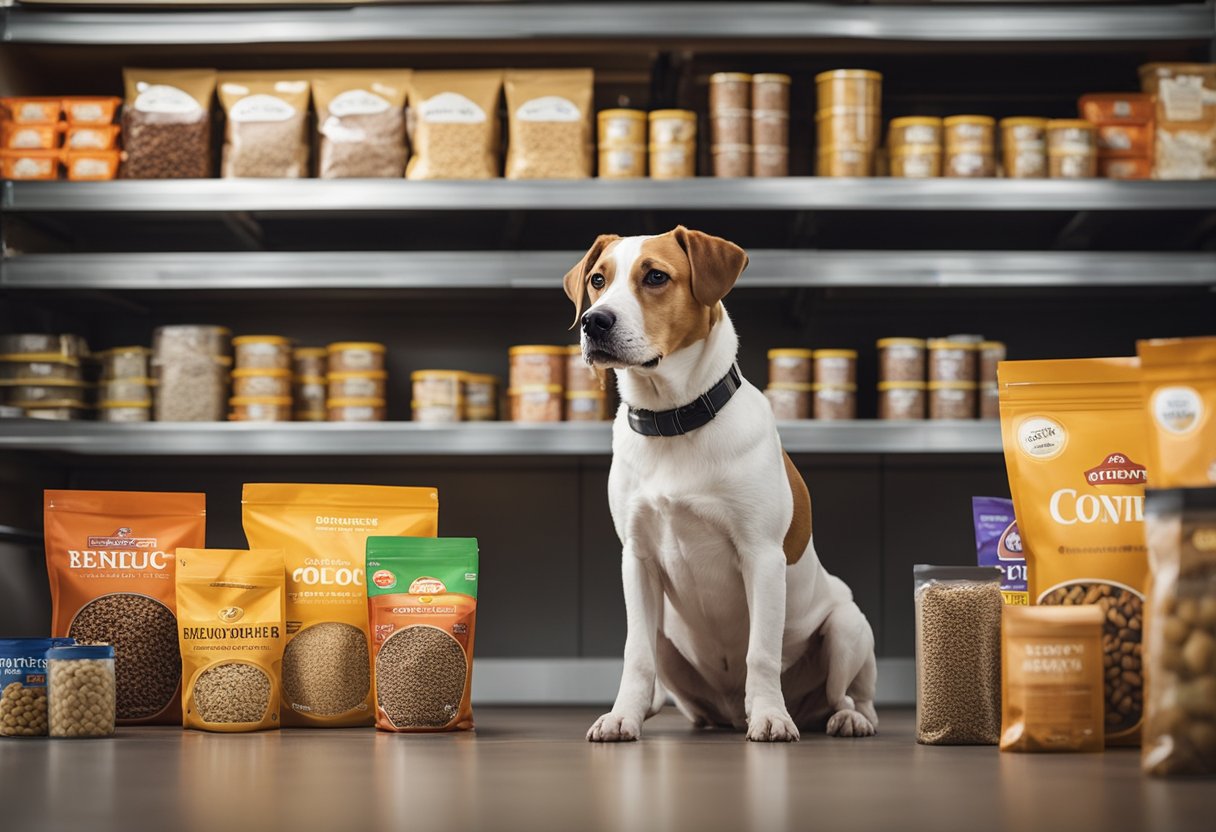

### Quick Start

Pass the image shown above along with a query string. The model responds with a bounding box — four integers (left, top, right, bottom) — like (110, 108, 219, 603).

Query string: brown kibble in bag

(122, 68, 216, 179)
(1138, 336, 1216, 489)
(218, 72, 311, 179)
(505, 69, 593, 180)
(314, 70, 411, 179)
(407, 70, 503, 180)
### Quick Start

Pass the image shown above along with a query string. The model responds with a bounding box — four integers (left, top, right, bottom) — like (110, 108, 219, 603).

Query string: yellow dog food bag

(176, 548, 285, 733)
(241, 483, 438, 727)
(1137, 336, 1216, 489)
(999, 356, 1149, 746)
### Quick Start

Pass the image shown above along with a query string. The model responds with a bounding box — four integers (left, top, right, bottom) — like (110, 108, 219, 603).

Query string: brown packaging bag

(1138, 336, 1216, 489)
(122, 68, 216, 179)
(241, 483, 438, 727)
(217, 72, 312, 179)
(1000, 605, 1106, 753)
(313, 70, 412, 179)
(999, 357, 1149, 745)
(45, 489, 206, 724)
(505, 68, 594, 180)
(406, 70, 503, 180)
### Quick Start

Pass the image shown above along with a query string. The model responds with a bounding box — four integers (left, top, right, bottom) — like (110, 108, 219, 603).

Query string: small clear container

(233, 335, 292, 371)
(768, 349, 814, 385)
(813, 349, 857, 386)
(328, 397, 386, 422)
(154, 359, 230, 422)
(509, 385, 563, 422)
(47, 644, 116, 739)
(328, 371, 387, 401)
(765, 383, 812, 420)
(565, 391, 608, 422)
(153, 325, 232, 359)
(232, 369, 293, 399)
(99, 346, 150, 381)
(99, 402, 152, 423)
(229, 396, 292, 422)
(327, 342, 386, 373)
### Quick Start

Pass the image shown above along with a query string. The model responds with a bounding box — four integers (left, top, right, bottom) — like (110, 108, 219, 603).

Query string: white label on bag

(1152, 386, 1203, 435)
(228, 94, 296, 123)
(1160, 77, 1204, 122)
(134, 84, 201, 115)
(516, 95, 580, 123)
(420, 92, 486, 124)
(329, 89, 391, 117)
(1018, 416, 1068, 460)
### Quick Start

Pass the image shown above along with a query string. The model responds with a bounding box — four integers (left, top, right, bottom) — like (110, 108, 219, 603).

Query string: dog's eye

(643, 269, 670, 287)
(589, 274, 606, 290)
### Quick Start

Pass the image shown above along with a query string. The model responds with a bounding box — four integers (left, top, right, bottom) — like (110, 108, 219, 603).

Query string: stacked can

(816, 70, 882, 177)
(943, 115, 996, 178)
(1079, 93, 1154, 180)
(462, 373, 499, 421)
(152, 325, 231, 422)
(97, 346, 152, 423)
(564, 345, 609, 421)
(876, 338, 927, 420)
(648, 110, 697, 180)
(888, 117, 942, 178)
(1046, 119, 1098, 179)
(597, 109, 647, 179)
(326, 342, 387, 422)
(412, 370, 463, 423)
(812, 350, 857, 420)
(710, 73, 752, 178)
(509, 346, 566, 422)
(999, 117, 1048, 178)
(752, 74, 791, 177)
(765, 349, 813, 419)
(230, 335, 292, 422)
(292, 347, 327, 422)
(0, 333, 89, 421)
(978, 341, 1004, 419)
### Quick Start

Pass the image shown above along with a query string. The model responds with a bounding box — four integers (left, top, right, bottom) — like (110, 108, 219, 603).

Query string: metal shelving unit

(3, 2, 1211, 45)
(0, 419, 1001, 457)
(7, 178, 1216, 214)
(4, 250, 1214, 291)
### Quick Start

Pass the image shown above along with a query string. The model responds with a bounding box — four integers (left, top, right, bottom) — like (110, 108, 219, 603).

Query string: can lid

(648, 109, 697, 121)
(293, 347, 328, 358)
(815, 69, 882, 83)
(877, 337, 927, 349)
(565, 390, 606, 399)
(999, 116, 1048, 129)
(232, 335, 291, 347)
(1047, 118, 1095, 131)
(927, 381, 979, 390)
(926, 338, 977, 350)
(411, 369, 464, 380)
(230, 396, 292, 406)
(979, 341, 1006, 351)
(508, 345, 567, 357)
(0, 352, 82, 366)
(598, 108, 646, 120)
(328, 397, 386, 407)
(943, 115, 995, 127)
(327, 342, 386, 353)
(767, 348, 814, 359)
(889, 116, 942, 129)
(99, 400, 152, 409)
(47, 644, 114, 661)
(711, 72, 753, 83)
(815, 107, 881, 120)
(462, 373, 499, 384)
(294, 375, 326, 385)
(812, 349, 858, 359)
(328, 370, 387, 381)
(509, 385, 564, 395)
(232, 368, 292, 379)
(812, 383, 858, 392)
(0, 377, 85, 388)
(878, 381, 927, 391)
(156, 324, 231, 336)
(753, 73, 791, 85)
(766, 382, 814, 392)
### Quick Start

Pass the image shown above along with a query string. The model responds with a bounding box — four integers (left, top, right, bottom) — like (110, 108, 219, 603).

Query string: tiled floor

(0, 707, 1210, 832)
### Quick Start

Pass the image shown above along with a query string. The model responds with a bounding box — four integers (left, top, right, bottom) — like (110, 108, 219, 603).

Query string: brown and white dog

(565, 226, 878, 742)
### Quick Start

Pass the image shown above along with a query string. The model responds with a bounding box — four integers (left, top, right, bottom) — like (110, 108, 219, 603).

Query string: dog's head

(563, 226, 748, 370)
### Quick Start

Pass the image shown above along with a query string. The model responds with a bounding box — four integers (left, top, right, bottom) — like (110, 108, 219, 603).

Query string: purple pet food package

(972, 496, 1028, 605)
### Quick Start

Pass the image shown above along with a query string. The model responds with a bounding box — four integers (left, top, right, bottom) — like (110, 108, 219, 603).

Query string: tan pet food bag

(999, 357, 1149, 746)
(217, 72, 312, 178)
(406, 70, 503, 180)
(241, 483, 438, 727)
(505, 68, 594, 180)
(313, 70, 412, 179)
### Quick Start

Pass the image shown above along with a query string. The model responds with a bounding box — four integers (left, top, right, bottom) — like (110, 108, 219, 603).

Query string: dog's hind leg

(821, 603, 878, 738)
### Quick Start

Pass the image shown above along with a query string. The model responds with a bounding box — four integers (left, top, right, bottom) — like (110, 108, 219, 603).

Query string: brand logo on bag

(409, 577, 447, 595)
(997, 521, 1023, 560)
(315, 516, 378, 528)
(218, 606, 244, 623)
(372, 570, 396, 590)
(1152, 386, 1203, 436)
(87, 527, 157, 548)
(1084, 453, 1147, 486)
(1017, 416, 1067, 460)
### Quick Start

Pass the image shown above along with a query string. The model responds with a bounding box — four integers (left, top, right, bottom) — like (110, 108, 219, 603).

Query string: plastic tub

(927, 339, 978, 383)
(328, 397, 386, 422)
(0, 360, 82, 382)
(99, 346, 150, 381)
(877, 338, 927, 382)
(878, 381, 926, 421)
(768, 349, 813, 385)
(99, 402, 151, 423)
(509, 385, 563, 422)
(327, 342, 386, 373)
(98, 378, 153, 405)
(765, 383, 812, 420)
(293, 347, 328, 379)
(229, 396, 292, 422)
(813, 349, 857, 386)
(232, 369, 293, 398)
(598, 109, 647, 147)
(233, 335, 292, 370)
(999, 117, 1047, 179)
(928, 381, 977, 420)
(815, 70, 881, 110)
(462, 373, 499, 421)
(813, 384, 857, 420)
(328, 371, 386, 401)
(509, 346, 566, 388)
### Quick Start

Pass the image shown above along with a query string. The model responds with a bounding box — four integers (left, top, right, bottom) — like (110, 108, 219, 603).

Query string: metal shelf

(6, 178, 1216, 214)
(0, 420, 1001, 456)
(3, 3, 1211, 45)
(3, 249, 1214, 291)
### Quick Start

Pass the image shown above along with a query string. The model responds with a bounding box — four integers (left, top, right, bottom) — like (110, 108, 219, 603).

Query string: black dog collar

(627, 363, 743, 437)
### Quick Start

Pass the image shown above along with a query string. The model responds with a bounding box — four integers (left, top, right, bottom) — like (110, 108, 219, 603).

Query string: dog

(565, 226, 878, 743)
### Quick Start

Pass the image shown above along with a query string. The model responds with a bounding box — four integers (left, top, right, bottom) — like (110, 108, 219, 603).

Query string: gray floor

(0, 707, 1210, 832)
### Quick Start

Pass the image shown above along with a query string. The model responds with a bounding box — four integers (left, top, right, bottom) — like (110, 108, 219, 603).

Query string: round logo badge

(371, 569, 396, 590)
(1017, 416, 1067, 460)
(1152, 386, 1203, 436)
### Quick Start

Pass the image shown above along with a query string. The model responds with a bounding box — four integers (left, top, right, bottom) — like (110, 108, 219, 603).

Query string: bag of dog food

(1138, 336, 1216, 489)
(314, 70, 412, 179)
(241, 483, 438, 727)
(972, 496, 1028, 606)
(176, 548, 286, 733)
(1, 638, 75, 737)
(366, 536, 478, 732)
(505, 68, 594, 180)
(406, 70, 503, 180)
(1000, 605, 1106, 753)
(999, 357, 1149, 746)
(45, 489, 206, 725)
(122, 68, 217, 179)
(217, 72, 311, 178)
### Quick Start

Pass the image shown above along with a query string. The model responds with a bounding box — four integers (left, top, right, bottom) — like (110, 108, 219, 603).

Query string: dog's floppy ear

(672, 226, 748, 308)
(563, 234, 619, 329)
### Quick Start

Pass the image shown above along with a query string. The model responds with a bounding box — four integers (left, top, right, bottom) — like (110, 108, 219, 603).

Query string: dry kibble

(282, 622, 370, 717)
(376, 626, 468, 729)
(0, 682, 48, 737)
(193, 663, 272, 724)
(48, 653, 116, 738)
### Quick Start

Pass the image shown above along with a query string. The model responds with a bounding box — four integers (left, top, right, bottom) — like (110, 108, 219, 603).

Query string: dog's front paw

(746, 707, 799, 742)
(826, 709, 876, 738)
(587, 712, 642, 742)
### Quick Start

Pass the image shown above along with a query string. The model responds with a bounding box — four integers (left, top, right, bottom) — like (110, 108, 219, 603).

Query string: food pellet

(282, 622, 370, 717)
(68, 594, 179, 721)
(193, 663, 272, 724)
(376, 626, 468, 729)
(48, 648, 116, 738)
(0, 682, 48, 737)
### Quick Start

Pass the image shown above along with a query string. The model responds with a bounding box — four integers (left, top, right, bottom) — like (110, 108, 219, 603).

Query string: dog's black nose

(582, 309, 616, 333)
